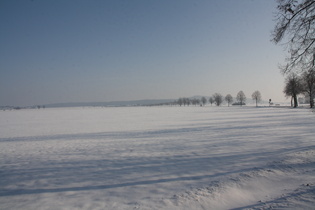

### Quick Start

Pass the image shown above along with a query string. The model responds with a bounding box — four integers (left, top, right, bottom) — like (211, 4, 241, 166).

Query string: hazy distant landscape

(0, 96, 289, 110)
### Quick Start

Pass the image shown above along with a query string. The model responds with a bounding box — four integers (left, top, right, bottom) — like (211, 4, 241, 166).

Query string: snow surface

(0, 106, 314, 209)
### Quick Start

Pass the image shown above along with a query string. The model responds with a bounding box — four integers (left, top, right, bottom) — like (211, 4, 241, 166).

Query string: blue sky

(0, 0, 286, 106)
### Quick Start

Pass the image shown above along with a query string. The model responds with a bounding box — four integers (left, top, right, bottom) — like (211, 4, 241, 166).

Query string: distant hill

(44, 99, 176, 108)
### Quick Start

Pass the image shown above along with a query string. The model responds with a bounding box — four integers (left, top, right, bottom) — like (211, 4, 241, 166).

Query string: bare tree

(236, 91, 246, 106)
(284, 73, 303, 107)
(213, 93, 223, 106)
(191, 98, 196, 106)
(272, 0, 315, 74)
(178, 98, 183, 106)
(225, 94, 233, 107)
(191, 98, 200, 106)
(183, 98, 187, 106)
(185, 98, 191, 106)
(251, 90, 262, 107)
(201, 97, 207, 106)
(301, 69, 315, 108)
(209, 97, 214, 106)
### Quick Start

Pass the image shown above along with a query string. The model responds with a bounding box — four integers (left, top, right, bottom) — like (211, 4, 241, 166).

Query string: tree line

(176, 90, 262, 107)
(272, 0, 315, 108)
(283, 70, 315, 108)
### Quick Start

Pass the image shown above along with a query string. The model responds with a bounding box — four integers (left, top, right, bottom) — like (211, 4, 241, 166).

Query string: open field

(0, 106, 314, 209)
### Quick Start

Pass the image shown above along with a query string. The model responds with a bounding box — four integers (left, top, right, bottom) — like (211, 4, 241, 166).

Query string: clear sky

(0, 0, 287, 106)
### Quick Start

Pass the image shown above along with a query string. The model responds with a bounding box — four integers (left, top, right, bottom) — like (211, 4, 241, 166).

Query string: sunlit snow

(0, 106, 314, 209)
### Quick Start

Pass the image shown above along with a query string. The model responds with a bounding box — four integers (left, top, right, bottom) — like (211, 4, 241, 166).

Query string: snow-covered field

(0, 106, 314, 209)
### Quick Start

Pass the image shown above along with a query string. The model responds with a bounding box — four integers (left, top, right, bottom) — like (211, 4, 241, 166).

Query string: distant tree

(186, 98, 191, 106)
(284, 73, 303, 107)
(191, 98, 196, 106)
(272, 0, 315, 74)
(213, 93, 223, 106)
(183, 98, 188, 106)
(236, 91, 246, 106)
(190, 98, 197, 106)
(301, 69, 315, 108)
(178, 98, 183, 106)
(181, 98, 191, 106)
(196, 98, 200, 106)
(251, 91, 262, 107)
(225, 94, 233, 107)
(192, 98, 196, 106)
(209, 97, 214, 106)
(191, 98, 200, 106)
(201, 97, 207, 106)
